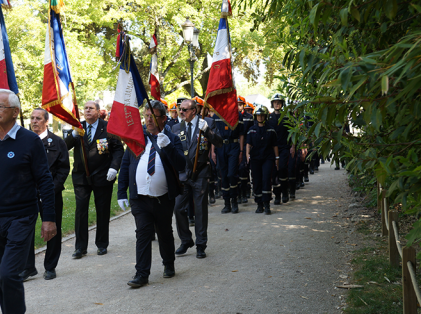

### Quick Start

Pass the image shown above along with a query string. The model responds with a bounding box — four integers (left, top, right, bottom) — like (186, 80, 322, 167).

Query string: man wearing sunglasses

(171, 99, 222, 259)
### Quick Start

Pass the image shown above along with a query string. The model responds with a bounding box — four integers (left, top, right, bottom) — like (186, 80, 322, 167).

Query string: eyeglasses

(0, 105, 14, 110)
(179, 108, 193, 112)
(144, 114, 164, 120)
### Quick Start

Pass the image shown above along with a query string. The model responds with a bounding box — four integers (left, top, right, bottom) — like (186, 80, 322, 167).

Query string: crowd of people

(0, 89, 327, 313)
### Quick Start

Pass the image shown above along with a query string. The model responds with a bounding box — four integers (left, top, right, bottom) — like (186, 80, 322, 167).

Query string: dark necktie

(87, 124, 93, 144)
(187, 122, 192, 145)
(147, 136, 157, 176)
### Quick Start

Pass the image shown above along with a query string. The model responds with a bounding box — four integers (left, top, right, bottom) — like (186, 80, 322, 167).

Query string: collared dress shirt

(39, 129, 48, 140)
(187, 115, 199, 141)
(86, 119, 99, 143)
(0, 122, 20, 141)
(136, 139, 168, 197)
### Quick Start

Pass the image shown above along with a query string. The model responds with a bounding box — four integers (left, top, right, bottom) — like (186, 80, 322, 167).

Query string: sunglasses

(179, 107, 194, 112)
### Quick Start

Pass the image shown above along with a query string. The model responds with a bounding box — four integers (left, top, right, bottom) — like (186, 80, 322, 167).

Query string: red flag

(149, 33, 161, 100)
(205, 10, 237, 129)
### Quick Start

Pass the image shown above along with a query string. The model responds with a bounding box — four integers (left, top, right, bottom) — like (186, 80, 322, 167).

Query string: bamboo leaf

(381, 76, 389, 95)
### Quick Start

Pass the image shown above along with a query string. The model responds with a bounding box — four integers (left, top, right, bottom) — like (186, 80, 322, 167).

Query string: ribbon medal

(97, 138, 109, 155)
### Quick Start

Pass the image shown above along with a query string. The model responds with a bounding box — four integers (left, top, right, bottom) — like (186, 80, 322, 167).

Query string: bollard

(388, 211, 399, 267)
(403, 246, 417, 314)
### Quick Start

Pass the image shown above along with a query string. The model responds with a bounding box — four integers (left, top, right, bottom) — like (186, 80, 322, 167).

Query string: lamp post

(181, 17, 200, 98)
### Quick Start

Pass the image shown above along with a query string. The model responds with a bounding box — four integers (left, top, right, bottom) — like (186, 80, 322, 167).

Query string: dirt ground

(24, 163, 363, 314)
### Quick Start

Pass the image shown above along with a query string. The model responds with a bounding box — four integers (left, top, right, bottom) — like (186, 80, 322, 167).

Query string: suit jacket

(65, 119, 124, 186)
(43, 130, 70, 194)
(171, 117, 222, 181)
(118, 126, 186, 201)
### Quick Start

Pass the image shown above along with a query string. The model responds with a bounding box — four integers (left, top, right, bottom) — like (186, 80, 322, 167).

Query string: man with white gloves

(118, 100, 186, 288)
(171, 99, 222, 259)
(65, 101, 124, 259)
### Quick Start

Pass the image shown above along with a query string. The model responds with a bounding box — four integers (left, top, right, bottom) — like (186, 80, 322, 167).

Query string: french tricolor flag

(205, 4, 237, 129)
(42, 2, 83, 133)
(149, 33, 161, 100)
(0, 4, 18, 94)
(108, 32, 147, 157)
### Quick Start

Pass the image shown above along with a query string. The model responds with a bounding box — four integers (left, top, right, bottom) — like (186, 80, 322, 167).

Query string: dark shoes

(221, 199, 231, 213)
(274, 196, 281, 205)
(175, 241, 194, 255)
(127, 275, 148, 288)
(335, 167, 340, 170)
(196, 247, 206, 259)
(255, 203, 264, 213)
(231, 198, 239, 214)
(264, 202, 271, 215)
(189, 218, 195, 226)
(209, 195, 216, 204)
(282, 194, 289, 204)
(97, 248, 107, 255)
(300, 182, 305, 188)
(44, 270, 56, 280)
(19, 268, 38, 281)
(309, 169, 314, 175)
(304, 176, 309, 182)
(163, 265, 175, 278)
(290, 194, 296, 200)
(72, 249, 87, 259)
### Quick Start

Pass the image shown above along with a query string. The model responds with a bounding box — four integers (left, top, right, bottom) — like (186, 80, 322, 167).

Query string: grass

(33, 151, 124, 249)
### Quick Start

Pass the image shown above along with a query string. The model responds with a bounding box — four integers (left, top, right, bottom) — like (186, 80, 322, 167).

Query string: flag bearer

(246, 105, 278, 215)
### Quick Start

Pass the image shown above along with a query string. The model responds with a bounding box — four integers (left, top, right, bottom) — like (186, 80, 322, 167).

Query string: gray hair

(33, 108, 49, 121)
(145, 100, 166, 117)
(85, 101, 100, 111)
(0, 89, 20, 109)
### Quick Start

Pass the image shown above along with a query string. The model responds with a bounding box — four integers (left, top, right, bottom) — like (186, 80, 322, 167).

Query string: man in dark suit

(117, 100, 186, 288)
(65, 101, 124, 259)
(172, 99, 222, 259)
(19, 108, 70, 281)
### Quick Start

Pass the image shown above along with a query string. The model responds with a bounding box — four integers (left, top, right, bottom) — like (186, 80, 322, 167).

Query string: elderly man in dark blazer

(65, 101, 124, 259)
(19, 108, 70, 281)
(118, 100, 185, 288)
(172, 99, 222, 259)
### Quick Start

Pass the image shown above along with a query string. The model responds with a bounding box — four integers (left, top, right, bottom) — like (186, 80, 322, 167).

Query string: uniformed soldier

(166, 102, 180, 129)
(267, 94, 295, 204)
(212, 109, 244, 213)
(244, 102, 254, 115)
(238, 96, 254, 204)
(246, 105, 278, 215)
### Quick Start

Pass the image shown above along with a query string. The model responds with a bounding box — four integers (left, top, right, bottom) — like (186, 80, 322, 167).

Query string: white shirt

(0, 122, 20, 141)
(186, 115, 198, 141)
(136, 138, 168, 197)
(39, 129, 48, 140)
(177, 116, 183, 123)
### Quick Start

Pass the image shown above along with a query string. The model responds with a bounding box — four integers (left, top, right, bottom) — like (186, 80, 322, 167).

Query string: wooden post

(388, 211, 399, 267)
(403, 246, 417, 314)
(381, 189, 388, 236)
(377, 182, 381, 213)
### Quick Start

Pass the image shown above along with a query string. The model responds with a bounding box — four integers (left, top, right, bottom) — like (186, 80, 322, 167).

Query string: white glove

(72, 130, 79, 137)
(157, 133, 171, 148)
(106, 168, 118, 181)
(199, 119, 208, 131)
(118, 199, 129, 211)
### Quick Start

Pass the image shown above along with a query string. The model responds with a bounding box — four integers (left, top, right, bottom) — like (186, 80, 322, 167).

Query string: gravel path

(24, 163, 358, 314)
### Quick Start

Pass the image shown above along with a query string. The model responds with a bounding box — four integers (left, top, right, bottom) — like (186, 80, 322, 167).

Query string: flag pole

(71, 82, 91, 185)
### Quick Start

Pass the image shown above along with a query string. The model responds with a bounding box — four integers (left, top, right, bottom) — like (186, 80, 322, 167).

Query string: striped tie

(87, 124, 93, 144)
(147, 136, 157, 176)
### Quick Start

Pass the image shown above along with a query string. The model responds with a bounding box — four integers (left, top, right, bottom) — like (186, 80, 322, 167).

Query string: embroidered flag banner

(0, 4, 18, 94)
(205, 0, 238, 129)
(108, 32, 147, 157)
(149, 32, 161, 100)
(42, 1, 83, 134)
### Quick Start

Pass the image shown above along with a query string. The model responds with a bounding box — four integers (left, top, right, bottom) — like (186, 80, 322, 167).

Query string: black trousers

(0, 214, 37, 314)
(174, 177, 209, 248)
(130, 194, 175, 278)
(74, 184, 113, 251)
(26, 191, 63, 271)
(250, 158, 273, 203)
(216, 143, 240, 199)
(276, 148, 290, 195)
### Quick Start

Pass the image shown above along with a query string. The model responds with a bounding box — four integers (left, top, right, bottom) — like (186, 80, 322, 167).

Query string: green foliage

(234, 0, 421, 248)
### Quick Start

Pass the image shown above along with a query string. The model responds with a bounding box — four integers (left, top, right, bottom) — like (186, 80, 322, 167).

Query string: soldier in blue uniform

(237, 96, 254, 204)
(166, 102, 180, 129)
(267, 94, 295, 204)
(246, 105, 278, 215)
(212, 110, 244, 213)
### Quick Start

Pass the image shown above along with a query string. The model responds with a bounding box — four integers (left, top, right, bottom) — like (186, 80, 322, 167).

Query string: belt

(222, 139, 239, 144)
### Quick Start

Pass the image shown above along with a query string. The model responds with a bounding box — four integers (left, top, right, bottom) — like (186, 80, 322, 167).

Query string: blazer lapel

(188, 118, 200, 158)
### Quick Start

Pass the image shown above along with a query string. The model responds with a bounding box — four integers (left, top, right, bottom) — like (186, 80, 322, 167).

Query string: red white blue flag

(205, 1, 237, 129)
(149, 33, 161, 100)
(108, 32, 147, 157)
(42, 1, 83, 134)
(0, 4, 18, 94)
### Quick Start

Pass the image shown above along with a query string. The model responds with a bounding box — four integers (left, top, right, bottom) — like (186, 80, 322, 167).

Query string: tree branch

(165, 64, 211, 95)
(162, 43, 185, 80)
